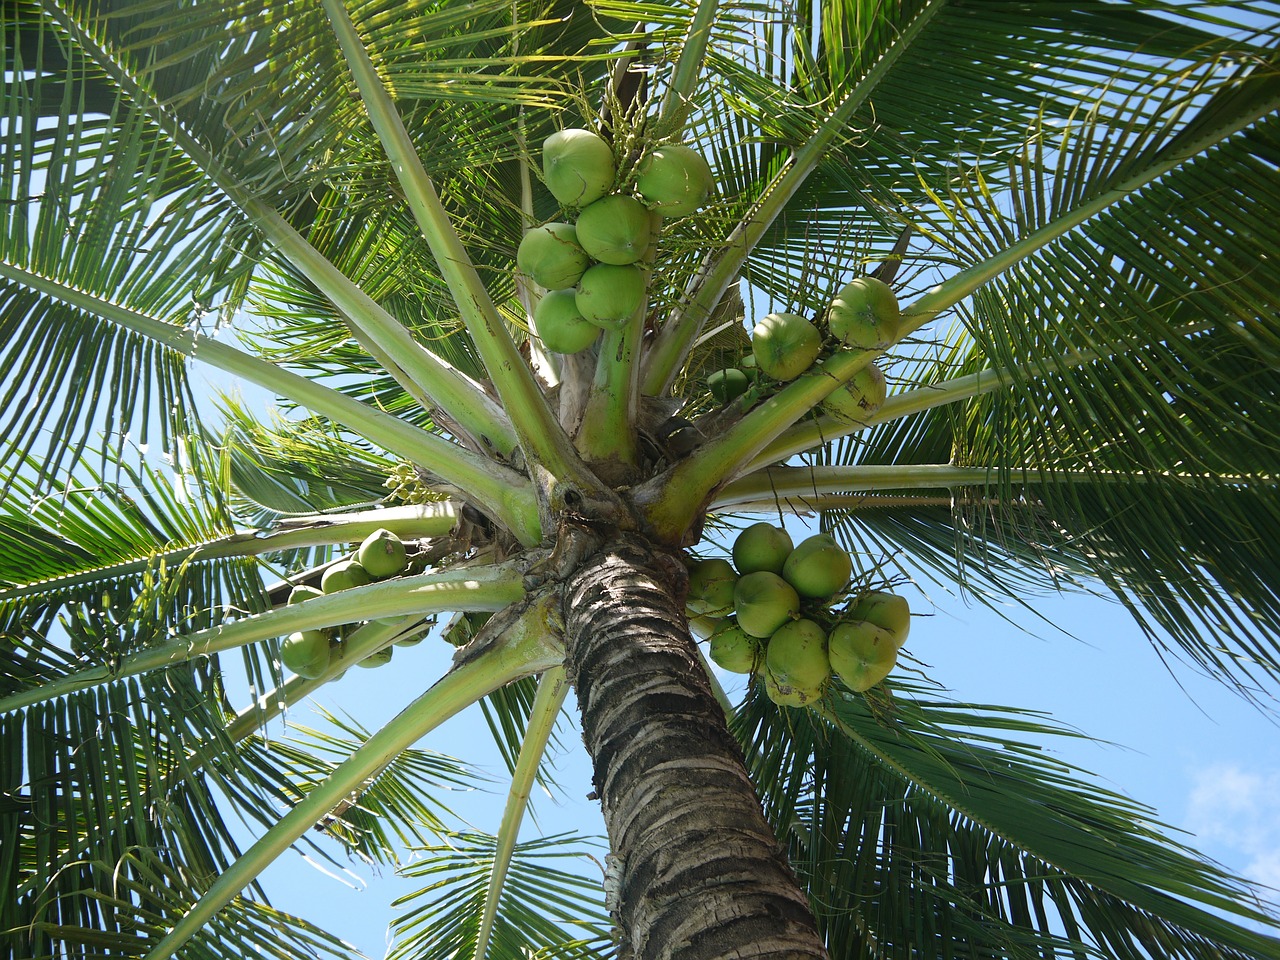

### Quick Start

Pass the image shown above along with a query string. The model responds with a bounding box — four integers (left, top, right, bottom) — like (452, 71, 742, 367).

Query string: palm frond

(736, 682, 1280, 960)
(388, 831, 612, 960)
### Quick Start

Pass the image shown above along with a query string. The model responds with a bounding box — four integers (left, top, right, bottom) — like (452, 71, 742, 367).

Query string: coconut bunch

(704, 275, 902, 425)
(517, 128, 715, 353)
(685, 523, 910, 705)
(279, 527, 412, 678)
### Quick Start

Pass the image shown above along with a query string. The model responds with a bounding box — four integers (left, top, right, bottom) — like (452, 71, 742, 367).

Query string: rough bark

(562, 531, 829, 960)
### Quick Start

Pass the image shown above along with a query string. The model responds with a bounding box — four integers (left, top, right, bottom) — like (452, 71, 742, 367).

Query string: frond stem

(658, 0, 721, 132)
(475, 666, 570, 960)
(0, 564, 525, 716)
(0, 262, 542, 544)
(640, 0, 944, 394)
(143, 610, 563, 960)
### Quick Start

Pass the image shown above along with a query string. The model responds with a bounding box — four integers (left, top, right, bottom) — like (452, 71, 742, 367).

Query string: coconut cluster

(686, 522, 910, 705)
(704, 275, 902, 424)
(518, 128, 715, 354)
(279, 527, 412, 679)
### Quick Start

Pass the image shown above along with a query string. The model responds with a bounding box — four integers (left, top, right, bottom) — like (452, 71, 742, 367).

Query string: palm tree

(3, 0, 1280, 957)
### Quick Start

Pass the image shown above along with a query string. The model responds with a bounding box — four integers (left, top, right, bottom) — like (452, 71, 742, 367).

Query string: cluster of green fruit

(517, 128, 714, 354)
(706, 275, 901, 425)
(279, 528, 410, 679)
(686, 522, 910, 705)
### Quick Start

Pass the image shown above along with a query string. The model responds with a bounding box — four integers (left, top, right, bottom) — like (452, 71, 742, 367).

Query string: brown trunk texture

(563, 532, 829, 960)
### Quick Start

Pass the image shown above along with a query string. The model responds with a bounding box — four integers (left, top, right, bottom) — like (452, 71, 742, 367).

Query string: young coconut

(575, 263, 646, 328)
(707, 367, 750, 405)
(782, 533, 852, 600)
(281, 630, 331, 679)
(751, 313, 822, 381)
(765, 618, 831, 701)
(686, 557, 738, 618)
(826, 276, 902, 350)
(358, 528, 408, 580)
(357, 647, 394, 668)
(543, 128, 615, 207)
(849, 590, 911, 644)
(287, 584, 324, 605)
(827, 619, 901, 692)
(635, 144, 714, 217)
(822, 361, 887, 424)
(708, 620, 761, 674)
(516, 223, 590, 289)
(762, 668, 809, 708)
(534, 289, 601, 354)
(732, 522, 794, 576)
(321, 559, 372, 594)
(733, 571, 800, 638)
(574, 194, 653, 265)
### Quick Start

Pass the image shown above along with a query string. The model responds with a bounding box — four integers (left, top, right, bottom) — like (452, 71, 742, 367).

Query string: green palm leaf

(737, 683, 1280, 960)
(388, 831, 612, 960)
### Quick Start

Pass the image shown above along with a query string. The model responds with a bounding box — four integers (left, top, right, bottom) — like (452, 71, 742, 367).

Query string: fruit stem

(474, 666, 571, 960)
(0, 564, 526, 716)
(323, 0, 621, 522)
(640, 1, 944, 395)
(142, 601, 564, 960)
(0, 261, 543, 545)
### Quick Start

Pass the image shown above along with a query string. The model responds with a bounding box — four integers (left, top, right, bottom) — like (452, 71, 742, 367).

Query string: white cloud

(1185, 764, 1280, 894)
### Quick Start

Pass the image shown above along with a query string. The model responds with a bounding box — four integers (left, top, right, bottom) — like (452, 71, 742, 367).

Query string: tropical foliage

(2, 0, 1279, 958)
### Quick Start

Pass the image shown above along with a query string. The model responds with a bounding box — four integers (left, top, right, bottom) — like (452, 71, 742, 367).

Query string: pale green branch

(658, 0, 721, 132)
(0, 502, 461, 605)
(640, 1, 944, 394)
(143, 603, 564, 960)
(0, 564, 525, 716)
(475, 666, 570, 960)
(322, 0, 617, 514)
(0, 261, 542, 545)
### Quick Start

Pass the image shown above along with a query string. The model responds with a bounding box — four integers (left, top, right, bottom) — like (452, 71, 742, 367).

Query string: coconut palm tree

(3, 0, 1280, 957)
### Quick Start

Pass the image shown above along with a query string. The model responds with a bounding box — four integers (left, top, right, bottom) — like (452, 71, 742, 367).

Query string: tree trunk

(562, 531, 828, 960)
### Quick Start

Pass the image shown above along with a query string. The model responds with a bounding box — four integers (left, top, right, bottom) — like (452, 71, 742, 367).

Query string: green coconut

(287, 584, 324, 605)
(708, 620, 761, 674)
(826, 276, 902, 350)
(686, 557, 738, 618)
(281, 630, 331, 679)
(781, 533, 852, 600)
(575, 194, 652, 265)
(827, 619, 898, 692)
(707, 367, 750, 404)
(733, 571, 800, 638)
(357, 647, 394, 668)
(849, 591, 911, 644)
(763, 668, 810, 707)
(732, 522, 794, 576)
(543, 128, 615, 207)
(321, 559, 372, 594)
(575, 262, 646, 328)
(822, 361, 887, 424)
(534, 289, 601, 354)
(516, 222, 590, 289)
(751, 313, 822, 381)
(358, 528, 408, 580)
(765, 618, 830, 693)
(635, 144, 714, 217)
